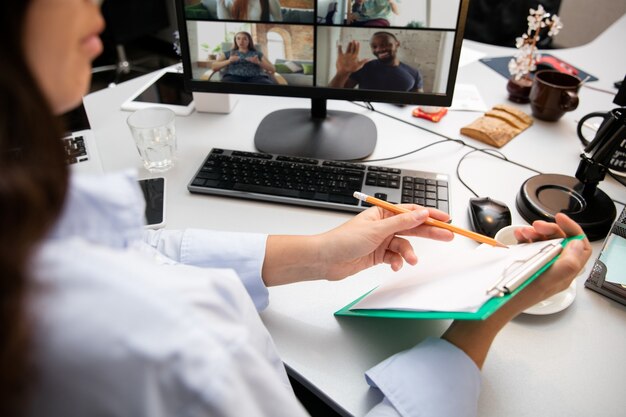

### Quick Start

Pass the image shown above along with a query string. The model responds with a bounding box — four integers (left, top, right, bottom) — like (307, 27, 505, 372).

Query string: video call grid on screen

(177, 0, 466, 106)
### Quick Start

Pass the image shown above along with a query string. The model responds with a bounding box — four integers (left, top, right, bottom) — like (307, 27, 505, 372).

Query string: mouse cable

(458, 150, 625, 207)
(455, 148, 510, 197)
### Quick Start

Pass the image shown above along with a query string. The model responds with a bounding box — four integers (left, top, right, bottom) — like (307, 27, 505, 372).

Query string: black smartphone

(138, 177, 166, 229)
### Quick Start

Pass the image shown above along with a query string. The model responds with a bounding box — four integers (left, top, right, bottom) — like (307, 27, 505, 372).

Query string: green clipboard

(335, 236, 584, 321)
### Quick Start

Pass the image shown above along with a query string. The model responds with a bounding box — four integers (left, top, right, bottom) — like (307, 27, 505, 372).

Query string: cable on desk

(361, 101, 375, 111)
(361, 138, 464, 163)
(353, 102, 544, 173)
(455, 148, 509, 197)
(582, 84, 618, 95)
(352, 102, 626, 210)
(354, 101, 462, 143)
(455, 148, 552, 197)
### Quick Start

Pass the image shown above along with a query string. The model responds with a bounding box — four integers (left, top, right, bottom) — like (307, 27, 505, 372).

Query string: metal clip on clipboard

(487, 242, 564, 297)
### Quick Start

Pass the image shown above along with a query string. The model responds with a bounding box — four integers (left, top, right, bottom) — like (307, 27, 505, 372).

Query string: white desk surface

(84, 14, 626, 417)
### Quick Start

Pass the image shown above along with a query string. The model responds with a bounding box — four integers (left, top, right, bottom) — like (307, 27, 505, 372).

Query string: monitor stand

(254, 98, 377, 160)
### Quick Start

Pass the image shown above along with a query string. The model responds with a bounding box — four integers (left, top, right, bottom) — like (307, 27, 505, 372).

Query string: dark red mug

(529, 70, 581, 121)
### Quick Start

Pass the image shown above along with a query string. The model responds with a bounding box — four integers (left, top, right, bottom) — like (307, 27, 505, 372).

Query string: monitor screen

(175, 0, 469, 160)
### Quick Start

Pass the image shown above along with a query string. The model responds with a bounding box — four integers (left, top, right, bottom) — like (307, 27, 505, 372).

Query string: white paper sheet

(450, 84, 489, 112)
(351, 239, 564, 313)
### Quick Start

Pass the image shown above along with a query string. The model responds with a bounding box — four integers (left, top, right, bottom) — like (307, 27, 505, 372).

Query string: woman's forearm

(442, 306, 517, 369)
(261, 235, 325, 286)
(212, 58, 231, 71)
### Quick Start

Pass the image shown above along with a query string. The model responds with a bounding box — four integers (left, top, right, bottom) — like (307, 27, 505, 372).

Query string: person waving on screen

(329, 32, 423, 92)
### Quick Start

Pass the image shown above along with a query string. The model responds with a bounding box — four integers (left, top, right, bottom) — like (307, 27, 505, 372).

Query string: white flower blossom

(548, 15, 563, 36)
(509, 6, 563, 78)
(531, 5, 546, 18)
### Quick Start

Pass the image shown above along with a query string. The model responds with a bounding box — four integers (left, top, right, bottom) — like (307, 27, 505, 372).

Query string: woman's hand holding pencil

(353, 192, 508, 248)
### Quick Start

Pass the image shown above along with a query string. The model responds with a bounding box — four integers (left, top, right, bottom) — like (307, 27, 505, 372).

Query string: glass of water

(127, 107, 177, 172)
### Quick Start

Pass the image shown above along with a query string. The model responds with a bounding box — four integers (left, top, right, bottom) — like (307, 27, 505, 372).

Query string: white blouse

(28, 171, 480, 417)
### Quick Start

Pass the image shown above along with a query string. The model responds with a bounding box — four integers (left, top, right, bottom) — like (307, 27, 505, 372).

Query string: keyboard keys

(62, 135, 89, 165)
(188, 148, 450, 214)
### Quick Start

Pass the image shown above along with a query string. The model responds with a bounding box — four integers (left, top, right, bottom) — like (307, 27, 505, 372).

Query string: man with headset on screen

(328, 31, 423, 92)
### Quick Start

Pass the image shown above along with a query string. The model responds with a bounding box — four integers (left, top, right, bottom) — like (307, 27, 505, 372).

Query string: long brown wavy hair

(0, 0, 70, 415)
(230, 0, 270, 21)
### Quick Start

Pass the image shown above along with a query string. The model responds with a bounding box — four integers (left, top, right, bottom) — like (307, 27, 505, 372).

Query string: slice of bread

(461, 104, 533, 147)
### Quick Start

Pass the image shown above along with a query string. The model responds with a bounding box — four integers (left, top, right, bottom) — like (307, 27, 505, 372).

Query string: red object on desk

(412, 107, 448, 122)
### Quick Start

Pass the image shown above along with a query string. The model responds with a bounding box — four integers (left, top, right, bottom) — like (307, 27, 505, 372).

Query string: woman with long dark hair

(0, 1, 592, 416)
(0, 0, 101, 415)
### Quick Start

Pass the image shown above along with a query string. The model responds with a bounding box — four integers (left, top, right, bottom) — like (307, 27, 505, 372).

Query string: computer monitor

(175, 0, 469, 160)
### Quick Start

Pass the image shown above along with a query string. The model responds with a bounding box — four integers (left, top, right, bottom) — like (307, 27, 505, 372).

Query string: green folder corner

(335, 236, 584, 321)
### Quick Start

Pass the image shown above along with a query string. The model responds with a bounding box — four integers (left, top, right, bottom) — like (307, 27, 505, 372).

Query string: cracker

(485, 109, 528, 130)
(460, 105, 533, 148)
(493, 104, 534, 126)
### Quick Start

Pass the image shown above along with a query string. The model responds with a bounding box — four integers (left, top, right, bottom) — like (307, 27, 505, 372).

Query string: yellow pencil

(353, 191, 508, 248)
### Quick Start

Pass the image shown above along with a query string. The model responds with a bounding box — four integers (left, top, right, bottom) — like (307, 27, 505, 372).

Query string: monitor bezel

(174, 0, 469, 107)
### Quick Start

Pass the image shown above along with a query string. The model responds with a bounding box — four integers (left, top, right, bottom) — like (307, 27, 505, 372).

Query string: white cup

(494, 225, 577, 315)
(493, 224, 523, 246)
(127, 107, 177, 172)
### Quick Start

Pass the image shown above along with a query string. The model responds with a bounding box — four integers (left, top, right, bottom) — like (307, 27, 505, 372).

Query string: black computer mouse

(468, 197, 512, 238)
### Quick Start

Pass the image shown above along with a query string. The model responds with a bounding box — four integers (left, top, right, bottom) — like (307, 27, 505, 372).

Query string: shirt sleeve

(141, 229, 270, 310)
(364, 338, 481, 417)
(415, 69, 423, 90)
